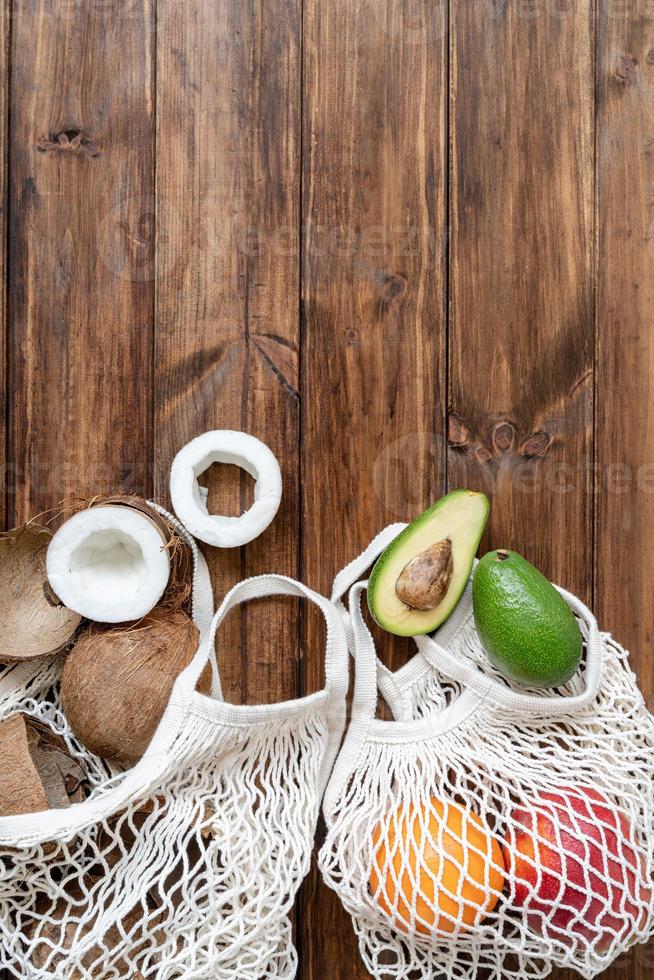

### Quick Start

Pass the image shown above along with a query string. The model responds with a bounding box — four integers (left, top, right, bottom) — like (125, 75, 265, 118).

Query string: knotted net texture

(0, 569, 348, 979)
(320, 582, 654, 980)
(330, 522, 463, 723)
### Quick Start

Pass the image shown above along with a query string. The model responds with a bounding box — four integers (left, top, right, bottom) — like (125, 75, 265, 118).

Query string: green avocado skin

(472, 551, 583, 689)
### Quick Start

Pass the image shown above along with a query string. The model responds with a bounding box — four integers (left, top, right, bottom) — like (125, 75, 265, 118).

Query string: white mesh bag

(331, 523, 464, 719)
(319, 578, 654, 980)
(0, 518, 349, 980)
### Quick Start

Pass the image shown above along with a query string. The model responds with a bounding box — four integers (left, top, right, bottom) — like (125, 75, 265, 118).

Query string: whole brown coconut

(61, 609, 209, 765)
(0, 525, 81, 661)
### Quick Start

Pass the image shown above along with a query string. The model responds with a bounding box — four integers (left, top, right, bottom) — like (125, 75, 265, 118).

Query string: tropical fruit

(368, 490, 490, 636)
(61, 609, 208, 765)
(472, 550, 582, 688)
(503, 786, 651, 953)
(370, 795, 506, 936)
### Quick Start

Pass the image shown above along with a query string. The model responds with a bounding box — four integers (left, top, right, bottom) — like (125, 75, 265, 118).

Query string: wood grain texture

(448, 0, 595, 604)
(0, 4, 7, 532)
(2, 2, 654, 979)
(300, 0, 448, 975)
(7, 0, 155, 524)
(595, 5, 654, 975)
(154, 0, 301, 705)
(596, 3, 654, 696)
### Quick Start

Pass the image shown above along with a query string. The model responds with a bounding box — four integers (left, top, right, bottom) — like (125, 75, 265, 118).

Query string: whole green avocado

(472, 550, 583, 689)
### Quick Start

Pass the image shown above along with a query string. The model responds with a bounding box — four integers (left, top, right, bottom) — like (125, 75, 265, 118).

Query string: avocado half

(368, 490, 490, 636)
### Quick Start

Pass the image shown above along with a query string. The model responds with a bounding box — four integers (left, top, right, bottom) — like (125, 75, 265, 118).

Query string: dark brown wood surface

(2, 1, 653, 979)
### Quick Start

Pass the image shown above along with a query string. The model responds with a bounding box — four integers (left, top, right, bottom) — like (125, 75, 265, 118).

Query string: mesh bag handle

(346, 580, 382, 723)
(149, 503, 214, 637)
(323, 579, 484, 819)
(332, 525, 604, 719)
(177, 573, 350, 711)
(149, 502, 221, 697)
(331, 524, 473, 720)
(344, 579, 484, 725)
(331, 524, 417, 719)
(331, 523, 407, 610)
(415, 585, 604, 717)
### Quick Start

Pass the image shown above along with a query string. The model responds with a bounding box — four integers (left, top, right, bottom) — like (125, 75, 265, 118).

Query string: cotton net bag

(331, 523, 466, 719)
(0, 513, 349, 979)
(319, 576, 654, 980)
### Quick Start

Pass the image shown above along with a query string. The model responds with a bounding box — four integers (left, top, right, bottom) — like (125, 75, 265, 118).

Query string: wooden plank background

(2, 1, 653, 978)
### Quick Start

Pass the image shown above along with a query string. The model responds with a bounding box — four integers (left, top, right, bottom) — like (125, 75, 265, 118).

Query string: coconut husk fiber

(61, 608, 210, 765)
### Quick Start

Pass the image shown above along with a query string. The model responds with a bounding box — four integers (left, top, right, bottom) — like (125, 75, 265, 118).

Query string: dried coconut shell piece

(0, 714, 87, 817)
(0, 525, 81, 662)
(61, 608, 209, 765)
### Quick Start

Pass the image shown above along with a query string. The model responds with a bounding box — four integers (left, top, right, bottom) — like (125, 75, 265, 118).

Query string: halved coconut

(0, 524, 81, 662)
(46, 503, 174, 624)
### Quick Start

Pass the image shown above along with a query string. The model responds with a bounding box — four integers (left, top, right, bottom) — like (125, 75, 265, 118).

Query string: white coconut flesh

(170, 430, 282, 548)
(46, 506, 171, 624)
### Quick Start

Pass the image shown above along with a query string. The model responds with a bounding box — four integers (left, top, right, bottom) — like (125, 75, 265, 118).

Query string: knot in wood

(616, 57, 637, 81)
(448, 413, 470, 448)
(375, 273, 408, 319)
(491, 421, 517, 453)
(475, 446, 492, 465)
(37, 130, 101, 157)
(519, 430, 553, 459)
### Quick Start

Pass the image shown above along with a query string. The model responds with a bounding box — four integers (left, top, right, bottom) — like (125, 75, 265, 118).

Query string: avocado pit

(395, 538, 454, 611)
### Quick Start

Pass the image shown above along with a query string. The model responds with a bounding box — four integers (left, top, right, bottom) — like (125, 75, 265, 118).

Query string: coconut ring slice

(170, 431, 282, 548)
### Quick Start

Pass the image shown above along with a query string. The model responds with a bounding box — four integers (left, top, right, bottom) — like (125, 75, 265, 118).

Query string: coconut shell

(24, 879, 158, 978)
(61, 609, 209, 765)
(0, 525, 81, 661)
(0, 714, 88, 817)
